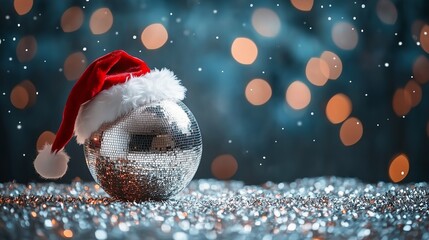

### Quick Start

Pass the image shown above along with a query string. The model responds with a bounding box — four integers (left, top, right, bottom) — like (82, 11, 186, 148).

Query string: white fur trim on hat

(34, 144, 70, 179)
(74, 68, 186, 144)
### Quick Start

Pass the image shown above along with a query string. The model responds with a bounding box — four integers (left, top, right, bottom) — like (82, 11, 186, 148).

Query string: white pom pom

(34, 144, 69, 179)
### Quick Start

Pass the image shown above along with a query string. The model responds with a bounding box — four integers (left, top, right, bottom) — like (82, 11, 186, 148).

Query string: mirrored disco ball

(84, 100, 202, 201)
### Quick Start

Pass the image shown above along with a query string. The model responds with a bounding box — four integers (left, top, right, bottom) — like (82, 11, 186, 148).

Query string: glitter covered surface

(84, 100, 202, 201)
(1, 178, 428, 239)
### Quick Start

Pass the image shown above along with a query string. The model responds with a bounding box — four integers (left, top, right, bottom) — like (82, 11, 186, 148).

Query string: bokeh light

(10, 85, 29, 110)
(20, 80, 37, 107)
(251, 8, 281, 37)
(404, 80, 422, 107)
(320, 51, 342, 80)
(245, 79, 272, 106)
(388, 153, 409, 183)
(36, 131, 56, 151)
(412, 55, 429, 84)
(211, 154, 238, 180)
(420, 24, 429, 54)
(10, 80, 37, 110)
(286, 81, 311, 110)
(89, 8, 113, 35)
(339, 117, 363, 146)
(141, 23, 168, 50)
(332, 22, 358, 50)
(392, 88, 412, 116)
(63, 229, 73, 238)
(290, 0, 314, 12)
(61, 7, 84, 33)
(231, 37, 258, 65)
(376, 0, 398, 25)
(64, 52, 87, 81)
(16, 35, 37, 62)
(305, 57, 330, 86)
(326, 93, 352, 124)
(14, 0, 33, 15)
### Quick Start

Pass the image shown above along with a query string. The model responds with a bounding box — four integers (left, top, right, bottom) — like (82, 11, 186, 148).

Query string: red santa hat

(34, 50, 186, 179)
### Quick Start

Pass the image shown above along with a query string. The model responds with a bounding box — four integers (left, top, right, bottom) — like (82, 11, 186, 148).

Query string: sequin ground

(1, 177, 428, 239)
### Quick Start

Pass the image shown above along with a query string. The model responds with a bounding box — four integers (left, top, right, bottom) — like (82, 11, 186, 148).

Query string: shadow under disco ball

(84, 100, 202, 201)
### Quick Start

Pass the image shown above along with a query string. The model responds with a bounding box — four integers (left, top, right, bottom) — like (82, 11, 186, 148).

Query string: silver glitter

(84, 100, 202, 202)
(1, 177, 429, 239)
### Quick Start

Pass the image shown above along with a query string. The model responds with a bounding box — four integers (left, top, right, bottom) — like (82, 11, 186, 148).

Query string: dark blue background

(1, 0, 428, 183)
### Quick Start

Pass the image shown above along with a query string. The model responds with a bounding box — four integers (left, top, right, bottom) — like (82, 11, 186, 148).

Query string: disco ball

(84, 100, 202, 201)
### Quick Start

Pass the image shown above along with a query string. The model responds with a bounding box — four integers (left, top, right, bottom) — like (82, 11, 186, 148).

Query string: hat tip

(34, 144, 70, 179)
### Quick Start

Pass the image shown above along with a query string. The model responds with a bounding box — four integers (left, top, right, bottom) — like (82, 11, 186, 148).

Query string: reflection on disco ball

(84, 100, 202, 201)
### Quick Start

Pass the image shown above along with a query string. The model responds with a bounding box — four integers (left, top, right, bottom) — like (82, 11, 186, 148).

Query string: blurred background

(1, 0, 429, 184)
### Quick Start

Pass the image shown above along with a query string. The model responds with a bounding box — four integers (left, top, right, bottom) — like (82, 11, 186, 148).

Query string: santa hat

(34, 50, 186, 179)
